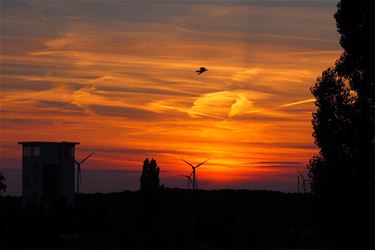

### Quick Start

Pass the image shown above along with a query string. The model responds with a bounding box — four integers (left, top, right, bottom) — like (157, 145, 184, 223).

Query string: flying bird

(196, 67, 207, 75)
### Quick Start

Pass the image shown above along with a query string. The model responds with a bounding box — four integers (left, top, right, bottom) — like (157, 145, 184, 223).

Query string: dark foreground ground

(0, 189, 322, 250)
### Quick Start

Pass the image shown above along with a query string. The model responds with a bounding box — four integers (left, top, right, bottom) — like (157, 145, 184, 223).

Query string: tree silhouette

(0, 171, 6, 195)
(138, 158, 161, 248)
(309, 68, 354, 195)
(309, 1, 375, 248)
(309, 0, 375, 195)
(334, 0, 375, 190)
(335, 0, 375, 99)
(140, 158, 160, 191)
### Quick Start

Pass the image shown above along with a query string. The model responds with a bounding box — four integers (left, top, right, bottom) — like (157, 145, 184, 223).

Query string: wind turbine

(297, 170, 308, 193)
(179, 173, 193, 189)
(75, 152, 94, 193)
(180, 159, 209, 190)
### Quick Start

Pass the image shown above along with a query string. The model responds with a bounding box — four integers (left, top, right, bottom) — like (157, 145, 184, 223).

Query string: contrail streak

(278, 98, 315, 108)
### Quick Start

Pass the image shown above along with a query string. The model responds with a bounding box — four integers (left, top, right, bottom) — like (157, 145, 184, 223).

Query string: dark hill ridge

(0, 189, 321, 250)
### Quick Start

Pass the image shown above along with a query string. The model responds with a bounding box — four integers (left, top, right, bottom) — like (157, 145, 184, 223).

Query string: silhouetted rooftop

(18, 141, 80, 145)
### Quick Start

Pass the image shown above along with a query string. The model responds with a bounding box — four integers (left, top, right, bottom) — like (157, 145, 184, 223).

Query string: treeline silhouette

(0, 160, 320, 249)
(0, 190, 317, 250)
(308, 0, 375, 248)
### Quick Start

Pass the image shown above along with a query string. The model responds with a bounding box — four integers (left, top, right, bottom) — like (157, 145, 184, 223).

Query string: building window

(34, 146, 40, 157)
(23, 146, 40, 158)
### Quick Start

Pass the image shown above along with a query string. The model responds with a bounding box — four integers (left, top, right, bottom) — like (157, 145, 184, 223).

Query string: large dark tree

(309, 1, 375, 247)
(0, 171, 6, 195)
(309, 68, 354, 195)
(335, 0, 375, 98)
(140, 158, 160, 191)
(309, 0, 375, 195)
(335, 0, 375, 189)
(138, 158, 161, 248)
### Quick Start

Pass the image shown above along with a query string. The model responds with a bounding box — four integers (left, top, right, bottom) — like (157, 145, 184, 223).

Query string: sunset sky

(0, 0, 341, 192)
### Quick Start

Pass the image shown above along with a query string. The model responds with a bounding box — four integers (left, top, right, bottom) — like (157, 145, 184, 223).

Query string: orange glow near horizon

(0, 1, 341, 190)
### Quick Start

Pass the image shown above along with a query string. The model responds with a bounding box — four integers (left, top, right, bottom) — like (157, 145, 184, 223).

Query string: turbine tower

(179, 173, 193, 189)
(180, 158, 208, 190)
(297, 170, 311, 193)
(75, 152, 94, 193)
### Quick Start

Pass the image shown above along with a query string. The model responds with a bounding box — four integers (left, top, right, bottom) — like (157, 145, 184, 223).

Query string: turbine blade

(180, 158, 194, 168)
(188, 176, 193, 185)
(195, 159, 209, 168)
(297, 170, 305, 180)
(79, 152, 94, 165)
(178, 175, 190, 178)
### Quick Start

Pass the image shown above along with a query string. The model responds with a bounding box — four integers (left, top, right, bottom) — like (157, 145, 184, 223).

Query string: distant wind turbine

(75, 152, 94, 193)
(180, 158, 209, 190)
(297, 170, 311, 193)
(179, 173, 193, 189)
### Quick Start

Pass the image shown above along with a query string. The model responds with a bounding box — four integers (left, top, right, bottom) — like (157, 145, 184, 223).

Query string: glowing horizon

(0, 0, 341, 191)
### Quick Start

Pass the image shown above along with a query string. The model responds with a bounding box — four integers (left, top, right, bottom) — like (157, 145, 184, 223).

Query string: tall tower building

(18, 141, 79, 207)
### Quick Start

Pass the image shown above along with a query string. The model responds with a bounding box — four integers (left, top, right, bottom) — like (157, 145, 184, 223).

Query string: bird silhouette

(196, 67, 207, 75)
